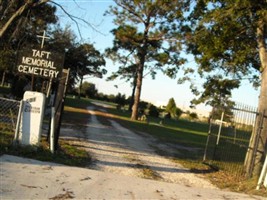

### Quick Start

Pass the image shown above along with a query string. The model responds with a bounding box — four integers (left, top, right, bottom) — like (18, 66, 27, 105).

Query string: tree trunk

(128, 72, 137, 112)
(131, 62, 144, 120)
(130, 22, 149, 120)
(244, 20, 267, 178)
(1, 71, 6, 86)
(78, 76, 83, 99)
(253, 67, 267, 177)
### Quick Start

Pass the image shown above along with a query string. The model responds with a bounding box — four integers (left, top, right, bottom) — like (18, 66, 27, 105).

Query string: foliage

(107, 0, 188, 120)
(76, 81, 98, 98)
(0, 1, 106, 98)
(10, 76, 29, 99)
(66, 43, 106, 80)
(115, 93, 127, 108)
(146, 103, 159, 118)
(190, 76, 239, 108)
(183, 0, 264, 80)
(210, 106, 234, 123)
(183, 0, 267, 177)
(65, 43, 106, 99)
(0, 0, 58, 95)
(166, 98, 177, 118)
(0, 85, 10, 95)
(0, 0, 56, 40)
(189, 112, 198, 120)
(165, 98, 183, 119)
(0, 0, 53, 38)
(175, 107, 183, 119)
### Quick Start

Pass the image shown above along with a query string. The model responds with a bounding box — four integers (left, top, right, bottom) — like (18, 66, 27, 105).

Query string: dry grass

(125, 155, 163, 181)
(176, 159, 267, 197)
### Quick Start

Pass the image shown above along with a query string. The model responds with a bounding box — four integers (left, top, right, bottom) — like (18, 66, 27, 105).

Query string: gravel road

(65, 105, 216, 189)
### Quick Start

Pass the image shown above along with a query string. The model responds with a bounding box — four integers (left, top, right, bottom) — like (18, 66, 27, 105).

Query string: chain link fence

(0, 97, 21, 133)
(203, 103, 258, 177)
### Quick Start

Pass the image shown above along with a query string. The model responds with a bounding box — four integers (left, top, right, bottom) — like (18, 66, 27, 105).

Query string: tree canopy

(0, 0, 106, 98)
(65, 43, 106, 99)
(0, 0, 59, 95)
(190, 75, 239, 108)
(184, 0, 267, 177)
(0, 0, 54, 40)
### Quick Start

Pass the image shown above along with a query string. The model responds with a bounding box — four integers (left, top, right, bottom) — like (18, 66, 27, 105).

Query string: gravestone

(18, 91, 45, 145)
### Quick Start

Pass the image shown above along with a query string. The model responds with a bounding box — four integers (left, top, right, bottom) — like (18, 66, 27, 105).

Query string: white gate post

(50, 107, 55, 153)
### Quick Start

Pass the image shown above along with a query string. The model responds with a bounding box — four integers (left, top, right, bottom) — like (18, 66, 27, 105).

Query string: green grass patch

(0, 85, 11, 96)
(63, 107, 91, 125)
(0, 130, 91, 167)
(0, 130, 14, 155)
(116, 117, 208, 149)
(65, 96, 93, 109)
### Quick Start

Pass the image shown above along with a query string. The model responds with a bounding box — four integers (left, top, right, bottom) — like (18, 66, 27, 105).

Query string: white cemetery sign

(16, 48, 64, 79)
(18, 91, 45, 145)
(16, 31, 64, 80)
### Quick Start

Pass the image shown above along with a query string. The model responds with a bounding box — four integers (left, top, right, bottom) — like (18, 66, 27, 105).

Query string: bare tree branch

(0, 0, 104, 40)
(50, 1, 104, 40)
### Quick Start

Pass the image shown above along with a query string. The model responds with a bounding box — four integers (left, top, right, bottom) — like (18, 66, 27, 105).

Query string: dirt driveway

(2, 104, 266, 199)
(62, 104, 215, 189)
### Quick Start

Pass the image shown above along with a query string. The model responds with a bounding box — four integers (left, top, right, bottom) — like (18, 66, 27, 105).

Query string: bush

(146, 103, 159, 117)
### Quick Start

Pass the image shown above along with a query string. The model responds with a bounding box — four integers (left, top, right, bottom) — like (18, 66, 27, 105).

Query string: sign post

(15, 30, 67, 150)
(52, 68, 69, 150)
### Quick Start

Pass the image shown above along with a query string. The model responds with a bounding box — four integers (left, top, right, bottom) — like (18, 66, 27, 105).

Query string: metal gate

(203, 103, 258, 176)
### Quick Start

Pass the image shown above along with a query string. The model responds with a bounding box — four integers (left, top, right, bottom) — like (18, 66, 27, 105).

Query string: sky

(53, 0, 260, 116)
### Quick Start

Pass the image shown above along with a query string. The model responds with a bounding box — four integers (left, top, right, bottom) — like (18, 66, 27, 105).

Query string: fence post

(13, 100, 24, 143)
(203, 116, 213, 161)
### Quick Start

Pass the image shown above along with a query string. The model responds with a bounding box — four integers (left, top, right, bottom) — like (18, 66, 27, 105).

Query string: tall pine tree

(106, 0, 187, 120)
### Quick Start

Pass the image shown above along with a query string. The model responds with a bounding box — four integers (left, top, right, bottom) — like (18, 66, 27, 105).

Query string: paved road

(1, 154, 265, 200)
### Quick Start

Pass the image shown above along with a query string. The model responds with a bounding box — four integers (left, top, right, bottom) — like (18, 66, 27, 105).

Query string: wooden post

(53, 68, 69, 150)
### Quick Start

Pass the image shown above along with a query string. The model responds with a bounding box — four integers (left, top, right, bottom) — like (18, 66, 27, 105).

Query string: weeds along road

(63, 104, 216, 189)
